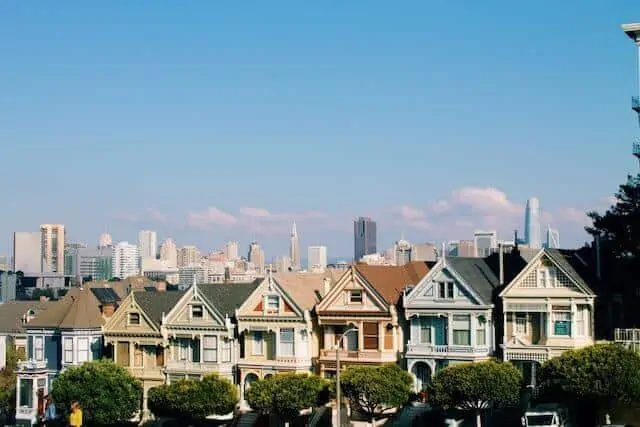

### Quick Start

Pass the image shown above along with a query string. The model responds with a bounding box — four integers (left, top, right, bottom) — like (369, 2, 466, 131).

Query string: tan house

(315, 262, 429, 377)
(236, 271, 339, 400)
(498, 247, 596, 386)
(162, 281, 261, 385)
(102, 289, 185, 417)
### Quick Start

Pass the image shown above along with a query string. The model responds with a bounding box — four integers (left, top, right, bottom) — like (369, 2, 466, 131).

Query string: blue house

(402, 256, 499, 392)
(15, 284, 125, 427)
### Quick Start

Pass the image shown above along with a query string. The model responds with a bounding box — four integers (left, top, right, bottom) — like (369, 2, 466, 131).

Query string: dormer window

(349, 290, 363, 304)
(191, 305, 203, 319)
(128, 313, 140, 325)
(266, 296, 279, 312)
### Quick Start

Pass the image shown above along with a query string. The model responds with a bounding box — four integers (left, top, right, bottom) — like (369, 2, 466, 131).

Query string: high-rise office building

(138, 230, 158, 260)
(13, 232, 43, 274)
(177, 246, 200, 267)
(160, 238, 178, 267)
(224, 241, 239, 261)
(248, 242, 265, 272)
(290, 221, 301, 270)
(308, 246, 328, 272)
(474, 230, 497, 258)
(354, 217, 377, 262)
(112, 242, 140, 279)
(40, 224, 65, 273)
(524, 198, 542, 249)
(545, 227, 560, 249)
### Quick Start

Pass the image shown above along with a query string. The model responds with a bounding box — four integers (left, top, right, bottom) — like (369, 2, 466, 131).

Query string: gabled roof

(0, 301, 54, 334)
(274, 270, 342, 310)
(197, 280, 262, 318)
(545, 248, 594, 294)
(443, 257, 500, 304)
(355, 261, 431, 304)
(133, 290, 186, 328)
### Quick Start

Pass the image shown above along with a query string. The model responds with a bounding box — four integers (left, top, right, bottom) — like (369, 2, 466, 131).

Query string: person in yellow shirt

(69, 401, 83, 427)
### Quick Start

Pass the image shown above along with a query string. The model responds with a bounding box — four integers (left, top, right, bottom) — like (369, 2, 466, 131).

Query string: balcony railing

(319, 349, 396, 362)
(239, 357, 312, 367)
(17, 359, 47, 371)
(405, 343, 489, 355)
(165, 360, 226, 371)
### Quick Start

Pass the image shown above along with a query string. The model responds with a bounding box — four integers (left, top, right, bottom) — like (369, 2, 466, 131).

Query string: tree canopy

(428, 360, 522, 427)
(339, 364, 413, 422)
(245, 373, 328, 424)
(0, 345, 25, 419)
(148, 374, 237, 421)
(51, 359, 142, 426)
(538, 343, 640, 422)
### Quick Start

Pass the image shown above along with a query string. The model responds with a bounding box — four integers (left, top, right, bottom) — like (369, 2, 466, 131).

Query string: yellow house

(236, 270, 341, 401)
(102, 289, 186, 418)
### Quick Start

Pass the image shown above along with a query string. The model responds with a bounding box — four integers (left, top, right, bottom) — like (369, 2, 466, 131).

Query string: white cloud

(186, 207, 238, 229)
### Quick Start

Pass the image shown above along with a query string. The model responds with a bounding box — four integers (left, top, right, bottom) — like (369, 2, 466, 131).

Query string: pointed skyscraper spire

(291, 220, 297, 237)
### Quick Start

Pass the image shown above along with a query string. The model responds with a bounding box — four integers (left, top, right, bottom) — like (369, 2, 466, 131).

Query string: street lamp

(336, 326, 358, 427)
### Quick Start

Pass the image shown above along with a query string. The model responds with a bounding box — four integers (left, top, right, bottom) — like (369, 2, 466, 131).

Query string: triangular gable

(499, 249, 594, 297)
(163, 285, 226, 326)
(102, 293, 159, 334)
(404, 259, 484, 307)
(236, 275, 304, 318)
(316, 266, 388, 313)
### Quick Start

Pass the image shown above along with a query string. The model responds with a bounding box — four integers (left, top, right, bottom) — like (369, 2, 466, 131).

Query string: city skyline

(1, 2, 635, 256)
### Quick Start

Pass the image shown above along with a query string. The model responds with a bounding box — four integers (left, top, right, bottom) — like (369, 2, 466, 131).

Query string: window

(438, 282, 454, 299)
(266, 296, 279, 312)
(155, 346, 165, 367)
(363, 322, 379, 350)
(19, 378, 32, 407)
(476, 319, 486, 346)
(552, 308, 571, 336)
(203, 336, 218, 362)
(252, 331, 264, 355)
(349, 290, 362, 303)
(178, 339, 190, 361)
(575, 305, 589, 336)
(452, 315, 471, 346)
(280, 328, 295, 356)
(77, 338, 89, 363)
(134, 345, 143, 366)
(419, 318, 431, 344)
(221, 340, 231, 362)
(191, 305, 203, 319)
(128, 313, 140, 325)
(34, 336, 44, 361)
(64, 338, 73, 363)
(537, 268, 556, 287)
(515, 313, 527, 335)
(117, 342, 130, 366)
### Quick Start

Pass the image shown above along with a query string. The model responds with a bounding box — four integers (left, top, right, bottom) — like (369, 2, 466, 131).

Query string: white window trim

(438, 281, 455, 299)
(349, 290, 363, 304)
(266, 295, 279, 312)
(128, 312, 141, 326)
(418, 318, 432, 344)
(515, 313, 527, 335)
(191, 304, 204, 319)
(252, 331, 264, 356)
(77, 338, 89, 363)
(552, 310, 572, 337)
(34, 336, 44, 362)
(63, 337, 73, 363)
(279, 328, 295, 357)
(221, 340, 231, 363)
(203, 336, 218, 362)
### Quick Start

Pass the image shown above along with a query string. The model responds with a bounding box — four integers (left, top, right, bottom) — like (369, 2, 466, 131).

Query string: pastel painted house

(403, 256, 498, 391)
(0, 301, 52, 370)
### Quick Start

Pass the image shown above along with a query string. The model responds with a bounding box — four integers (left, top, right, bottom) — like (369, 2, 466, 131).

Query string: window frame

(252, 331, 264, 356)
(33, 336, 44, 361)
(133, 344, 144, 367)
(438, 281, 455, 299)
(452, 315, 471, 346)
(203, 336, 218, 362)
(349, 290, 363, 304)
(221, 340, 231, 363)
(266, 296, 279, 312)
(128, 312, 141, 326)
(515, 313, 528, 335)
(552, 308, 572, 337)
(419, 318, 432, 344)
(77, 338, 89, 363)
(63, 337, 73, 363)
(363, 322, 379, 350)
(191, 304, 204, 319)
(279, 328, 295, 356)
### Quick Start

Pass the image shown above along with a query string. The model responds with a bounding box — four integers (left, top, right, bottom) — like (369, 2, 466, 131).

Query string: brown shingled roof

(0, 301, 54, 334)
(355, 261, 430, 304)
(274, 269, 345, 310)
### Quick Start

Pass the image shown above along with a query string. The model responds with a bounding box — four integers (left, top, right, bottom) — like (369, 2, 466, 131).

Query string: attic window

(191, 305, 203, 319)
(349, 290, 363, 304)
(266, 295, 279, 312)
(128, 313, 140, 325)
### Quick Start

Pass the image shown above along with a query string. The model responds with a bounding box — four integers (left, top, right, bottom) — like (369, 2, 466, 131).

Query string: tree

(538, 343, 640, 424)
(0, 345, 25, 419)
(428, 360, 522, 427)
(51, 359, 142, 426)
(245, 373, 329, 426)
(339, 364, 413, 423)
(147, 374, 237, 422)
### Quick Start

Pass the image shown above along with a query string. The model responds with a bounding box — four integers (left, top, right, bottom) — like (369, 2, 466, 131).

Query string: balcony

(319, 349, 396, 362)
(17, 359, 47, 371)
(405, 343, 489, 356)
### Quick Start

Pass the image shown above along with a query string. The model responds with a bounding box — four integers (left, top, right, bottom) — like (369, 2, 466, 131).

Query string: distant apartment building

(354, 216, 377, 261)
(448, 240, 475, 257)
(308, 245, 328, 272)
(159, 238, 178, 267)
(276, 256, 291, 273)
(0, 271, 17, 302)
(0, 255, 8, 271)
(112, 242, 140, 279)
(224, 241, 239, 261)
(142, 258, 179, 284)
(474, 230, 497, 258)
(138, 230, 157, 260)
(13, 232, 42, 274)
(412, 243, 438, 262)
(78, 246, 113, 281)
(177, 246, 200, 267)
(63, 242, 88, 277)
(393, 238, 412, 266)
(40, 224, 65, 273)
(248, 242, 265, 272)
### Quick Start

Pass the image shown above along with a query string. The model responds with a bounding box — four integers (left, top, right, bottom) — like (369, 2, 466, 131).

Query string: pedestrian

(69, 401, 83, 427)
(41, 395, 57, 426)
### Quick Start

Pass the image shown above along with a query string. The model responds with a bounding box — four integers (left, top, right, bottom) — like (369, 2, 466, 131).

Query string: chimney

(323, 277, 331, 297)
(102, 304, 115, 318)
(498, 243, 504, 286)
(156, 281, 167, 292)
(595, 234, 601, 280)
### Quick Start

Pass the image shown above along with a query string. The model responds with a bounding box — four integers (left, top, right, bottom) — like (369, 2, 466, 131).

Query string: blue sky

(1, 1, 638, 259)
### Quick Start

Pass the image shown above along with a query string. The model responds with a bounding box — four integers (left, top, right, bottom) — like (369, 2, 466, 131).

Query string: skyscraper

(160, 238, 178, 267)
(13, 232, 42, 274)
(112, 241, 140, 279)
(224, 241, 239, 261)
(308, 246, 328, 272)
(354, 217, 377, 262)
(524, 198, 542, 249)
(138, 230, 158, 259)
(545, 227, 560, 249)
(290, 221, 300, 270)
(40, 224, 65, 273)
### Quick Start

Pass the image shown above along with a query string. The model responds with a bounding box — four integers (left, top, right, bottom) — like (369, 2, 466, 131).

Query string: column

(200, 334, 204, 363)
(502, 308, 507, 345)
(447, 314, 453, 346)
(378, 322, 384, 351)
(274, 328, 280, 358)
(129, 342, 134, 367)
(358, 321, 364, 351)
(546, 304, 553, 338)
(570, 302, 577, 338)
(324, 327, 331, 352)
(470, 316, 476, 347)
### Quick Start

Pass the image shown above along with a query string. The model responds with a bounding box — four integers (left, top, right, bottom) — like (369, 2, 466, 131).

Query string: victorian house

(15, 283, 125, 427)
(102, 287, 185, 418)
(494, 247, 596, 387)
(235, 271, 339, 401)
(162, 281, 261, 385)
(0, 301, 52, 370)
(402, 256, 498, 391)
(315, 262, 429, 378)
